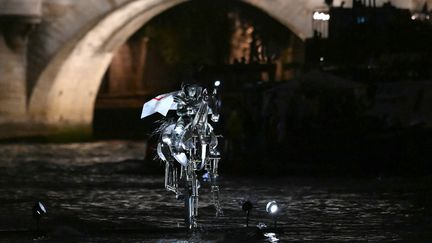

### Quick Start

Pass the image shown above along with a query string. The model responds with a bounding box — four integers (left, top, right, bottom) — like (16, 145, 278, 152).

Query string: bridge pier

(0, 24, 28, 124)
(0, 0, 48, 139)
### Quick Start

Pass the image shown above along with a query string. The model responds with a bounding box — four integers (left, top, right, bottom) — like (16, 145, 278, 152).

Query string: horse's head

(206, 86, 221, 123)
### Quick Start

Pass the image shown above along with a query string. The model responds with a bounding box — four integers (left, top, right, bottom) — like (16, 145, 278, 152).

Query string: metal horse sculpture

(153, 85, 222, 229)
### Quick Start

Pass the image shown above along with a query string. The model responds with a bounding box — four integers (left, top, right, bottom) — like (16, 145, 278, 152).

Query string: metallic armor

(156, 83, 222, 229)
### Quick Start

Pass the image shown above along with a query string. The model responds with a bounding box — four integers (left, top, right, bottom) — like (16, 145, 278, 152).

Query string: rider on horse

(171, 84, 202, 153)
(144, 81, 223, 228)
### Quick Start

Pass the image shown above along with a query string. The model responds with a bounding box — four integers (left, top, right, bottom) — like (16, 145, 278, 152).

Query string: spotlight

(32, 201, 47, 232)
(242, 200, 253, 212)
(266, 201, 279, 215)
(241, 200, 253, 227)
(266, 201, 279, 228)
(214, 80, 221, 87)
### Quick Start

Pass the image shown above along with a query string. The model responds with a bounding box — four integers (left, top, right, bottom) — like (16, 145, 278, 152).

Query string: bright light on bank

(313, 12, 330, 21)
(214, 80, 221, 87)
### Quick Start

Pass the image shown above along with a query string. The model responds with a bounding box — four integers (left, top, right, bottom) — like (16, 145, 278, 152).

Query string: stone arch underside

(28, 0, 314, 132)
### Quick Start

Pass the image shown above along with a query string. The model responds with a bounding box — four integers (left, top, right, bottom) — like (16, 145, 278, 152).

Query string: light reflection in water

(264, 232, 279, 242)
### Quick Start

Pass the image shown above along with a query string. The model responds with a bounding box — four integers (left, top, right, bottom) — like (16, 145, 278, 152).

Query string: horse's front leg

(184, 162, 199, 229)
(158, 142, 180, 196)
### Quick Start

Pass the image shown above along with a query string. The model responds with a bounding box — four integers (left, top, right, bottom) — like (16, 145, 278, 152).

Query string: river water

(0, 141, 431, 242)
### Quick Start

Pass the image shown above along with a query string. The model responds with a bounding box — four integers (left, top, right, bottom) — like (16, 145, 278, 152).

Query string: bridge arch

(28, 0, 316, 133)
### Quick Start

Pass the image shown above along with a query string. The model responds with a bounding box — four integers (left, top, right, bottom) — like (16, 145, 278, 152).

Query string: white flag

(141, 91, 179, 118)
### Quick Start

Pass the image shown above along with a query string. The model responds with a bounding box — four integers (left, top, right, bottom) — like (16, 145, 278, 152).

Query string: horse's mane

(151, 117, 175, 162)
(152, 117, 175, 137)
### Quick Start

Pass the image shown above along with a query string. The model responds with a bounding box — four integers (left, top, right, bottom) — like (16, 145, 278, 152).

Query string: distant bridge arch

(28, 0, 320, 132)
(24, 0, 428, 134)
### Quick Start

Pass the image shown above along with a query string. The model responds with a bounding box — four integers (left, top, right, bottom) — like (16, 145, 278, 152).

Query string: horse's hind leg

(209, 158, 223, 217)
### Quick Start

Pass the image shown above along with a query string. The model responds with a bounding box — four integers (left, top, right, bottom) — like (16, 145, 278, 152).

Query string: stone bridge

(0, 0, 429, 138)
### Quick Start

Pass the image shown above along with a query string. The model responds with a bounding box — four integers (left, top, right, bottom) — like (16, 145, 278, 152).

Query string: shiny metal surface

(155, 85, 222, 228)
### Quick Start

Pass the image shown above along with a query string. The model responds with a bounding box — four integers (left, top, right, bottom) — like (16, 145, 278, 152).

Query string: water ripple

(0, 141, 430, 242)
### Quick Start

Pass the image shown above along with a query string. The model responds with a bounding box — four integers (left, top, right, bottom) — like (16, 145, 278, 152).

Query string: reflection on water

(0, 141, 431, 242)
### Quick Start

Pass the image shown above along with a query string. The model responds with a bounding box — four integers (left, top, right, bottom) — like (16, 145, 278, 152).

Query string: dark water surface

(0, 141, 431, 242)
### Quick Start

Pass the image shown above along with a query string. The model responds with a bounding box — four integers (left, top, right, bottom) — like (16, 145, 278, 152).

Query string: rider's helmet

(181, 83, 202, 99)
